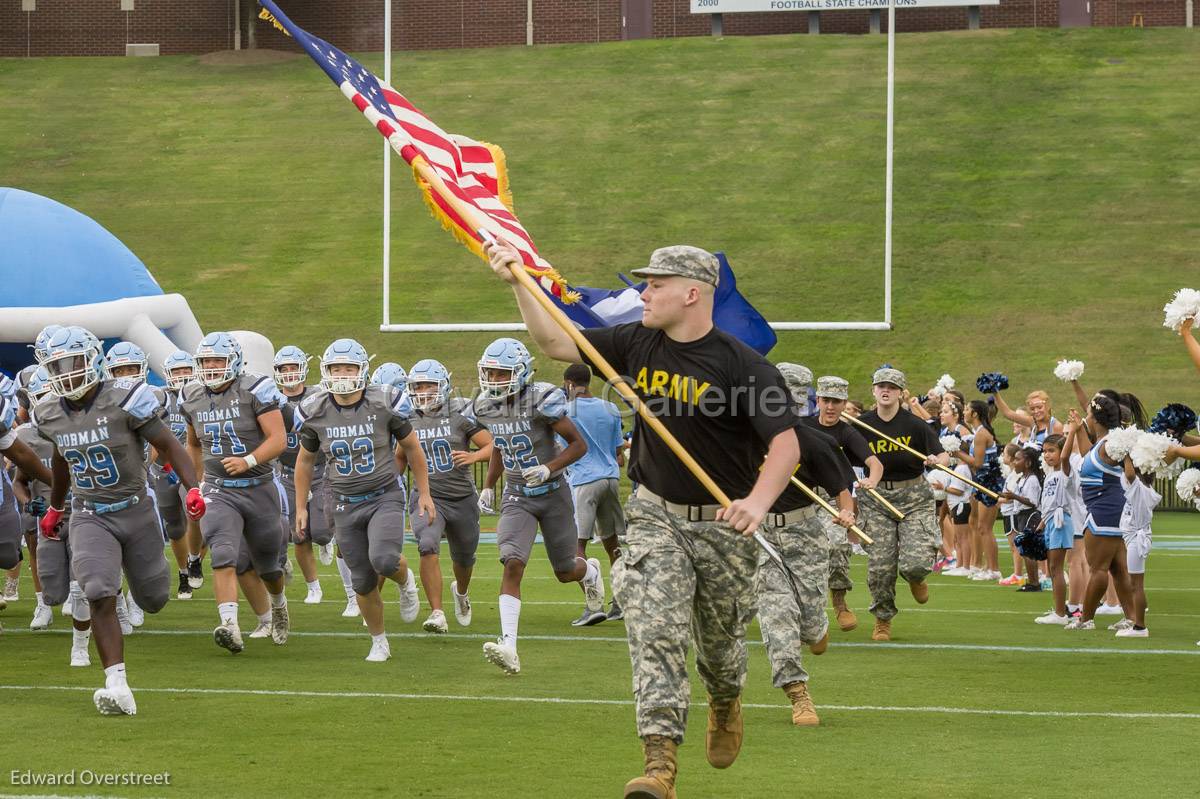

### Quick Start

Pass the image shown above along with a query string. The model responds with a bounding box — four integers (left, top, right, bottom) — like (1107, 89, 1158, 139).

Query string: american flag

(257, 0, 578, 304)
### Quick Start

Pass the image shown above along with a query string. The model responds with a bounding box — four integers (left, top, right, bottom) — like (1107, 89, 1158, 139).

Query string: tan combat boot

(705, 695, 744, 769)
(783, 681, 820, 727)
(909, 579, 929, 604)
(809, 629, 829, 655)
(832, 590, 857, 631)
(871, 618, 892, 641)
(624, 735, 678, 799)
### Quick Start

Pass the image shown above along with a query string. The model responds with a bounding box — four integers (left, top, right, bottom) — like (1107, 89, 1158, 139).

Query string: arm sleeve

(299, 426, 320, 453)
(388, 414, 414, 440)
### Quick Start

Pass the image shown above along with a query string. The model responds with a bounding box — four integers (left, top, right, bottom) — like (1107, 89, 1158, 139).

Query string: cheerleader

(999, 446, 1042, 591)
(1033, 433, 1077, 623)
(1064, 395, 1137, 630)
(997, 444, 1025, 585)
(960, 400, 1002, 581)
(936, 400, 972, 574)
(994, 389, 1063, 448)
(1111, 471, 1159, 637)
(941, 456, 974, 576)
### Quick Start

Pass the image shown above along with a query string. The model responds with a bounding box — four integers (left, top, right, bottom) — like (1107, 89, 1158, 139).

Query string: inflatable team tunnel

(0, 187, 274, 380)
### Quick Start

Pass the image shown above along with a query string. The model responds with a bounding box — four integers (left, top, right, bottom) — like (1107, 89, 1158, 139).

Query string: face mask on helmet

(166, 366, 194, 389)
(104, 343, 148, 381)
(44, 336, 102, 401)
(478, 365, 521, 398)
(320, 339, 370, 395)
(274, 347, 310, 388)
(195, 334, 243, 389)
(477, 339, 531, 399)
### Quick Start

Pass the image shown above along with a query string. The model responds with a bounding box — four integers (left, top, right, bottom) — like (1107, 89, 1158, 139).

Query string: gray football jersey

(411, 397, 486, 500)
(296, 384, 414, 496)
(149, 385, 188, 468)
(468, 382, 568, 490)
(0, 393, 17, 446)
(279, 386, 326, 472)
(16, 423, 55, 498)
(180, 373, 287, 480)
(32, 379, 164, 503)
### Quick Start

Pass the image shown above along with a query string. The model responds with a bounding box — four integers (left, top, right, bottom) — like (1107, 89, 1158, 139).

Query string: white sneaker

(942, 566, 966, 577)
(304, 585, 323, 605)
(1108, 618, 1133, 631)
(451, 581, 472, 627)
(115, 594, 133, 635)
(1064, 618, 1095, 631)
(126, 592, 145, 628)
(248, 620, 271, 639)
(583, 557, 605, 614)
(1097, 603, 1123, 616)
(398, 569, 420, 623)
(365, 637, 391, 662)
(70, 640, 91, 667)
(342, 597, 361, 618)
(214, 620, 245, 653)
(30, 603, 53, 630)
(483, 639, 521, 675)
(93, 684, 137, 716)
(3, 576, 18, 602)
(422, 609, 448, 634)
(1115, 626, 1148, 638)
(318, 542, 334, 566)
(62, 593, 75, 617)
(271, 604, 290, 645)
(1035, 610, 1070, 625)
(967, 569, 985, 581)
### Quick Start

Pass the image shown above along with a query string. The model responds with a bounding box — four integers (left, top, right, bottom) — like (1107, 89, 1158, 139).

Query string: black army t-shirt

(800, 416, 873, 469)
(856, 407, 942, 481)
(773, 423, 855, 512)
(580, 323, 799, 505)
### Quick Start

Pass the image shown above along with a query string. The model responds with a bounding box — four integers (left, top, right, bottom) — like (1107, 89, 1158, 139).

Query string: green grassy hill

(2, 29, 1198, 413)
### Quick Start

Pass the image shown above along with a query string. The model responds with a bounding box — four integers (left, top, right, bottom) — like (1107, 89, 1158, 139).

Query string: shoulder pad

(531, 382, 568, 418)
(119, 381, 162, 421)
(246, 374, 286, 408)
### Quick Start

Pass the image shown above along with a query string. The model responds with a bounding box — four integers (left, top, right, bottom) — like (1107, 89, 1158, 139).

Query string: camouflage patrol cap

(631, 245, 720, 287)
(816, 375, 849, 400)
(776, 362, 813, 404)
(872, 366, 907, 389)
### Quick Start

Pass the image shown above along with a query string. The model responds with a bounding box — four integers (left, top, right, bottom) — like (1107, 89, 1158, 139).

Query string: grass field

(2, 29, 1200, 408)
(1, 515, 1199, 797)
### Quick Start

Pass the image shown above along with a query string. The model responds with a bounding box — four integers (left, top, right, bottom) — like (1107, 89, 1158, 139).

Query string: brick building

(0, 0, 1190, 58)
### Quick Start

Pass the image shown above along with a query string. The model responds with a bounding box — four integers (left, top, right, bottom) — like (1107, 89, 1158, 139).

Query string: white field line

(8, 627, 1200, 655)
(1, 684, 1198, 721)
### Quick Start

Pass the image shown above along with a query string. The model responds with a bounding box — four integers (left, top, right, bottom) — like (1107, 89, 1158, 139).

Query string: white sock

(258, 611, 271, 625)
(72, 628, 91, 646)
(35, 591, 44, 607)
(582, 558, 600, 585)
(269, 591, 287, 608)
(371, 633, 388, 647)
(104, 662, 127, 688)
(306, 579, 321, 591)
(454, 583, 469, 598)
(218, 601, 238, 625)
(337, 556, 355, 598)
(188, 554, 200, 565)
(499, 594, 521, 648)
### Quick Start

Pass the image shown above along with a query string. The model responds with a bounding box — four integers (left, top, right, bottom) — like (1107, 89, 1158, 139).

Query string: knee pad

(351, 574, 377, 597)
(160, 506, 187, 541)
(210, 542, 239, 571)
(135, 586, 169, 614)
(0, 543, 19, 570)
(417, 539, 440, 558)
(369, 553, 400, 579)
(257, 568, 283, 584)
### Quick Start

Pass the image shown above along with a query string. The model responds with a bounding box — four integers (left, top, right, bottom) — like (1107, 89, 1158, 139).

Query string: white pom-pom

(1162, 288, 1200, 333)
(940, 434, 961, 455)
(1130, 431, 1183, 479)
(1176, 468, 1200, 502)
(937, 373, 956, 392)
(1102, 426, 1141, 460)
(1053, 359, 1085, 382)
(929, 384, 946, 398)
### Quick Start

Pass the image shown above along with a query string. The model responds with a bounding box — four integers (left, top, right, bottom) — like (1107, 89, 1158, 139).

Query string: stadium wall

(0, 0, 1190, 58)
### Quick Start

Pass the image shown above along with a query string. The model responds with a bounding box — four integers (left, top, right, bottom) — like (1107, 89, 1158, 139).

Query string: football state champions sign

(693, 0, 997, 10)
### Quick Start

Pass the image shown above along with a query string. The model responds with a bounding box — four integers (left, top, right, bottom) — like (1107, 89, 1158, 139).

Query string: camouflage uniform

(821, 488, 855, 592)
(753, 505, 829, 687)
(612, 494, 757, 741)
(860, 479, 939, 621)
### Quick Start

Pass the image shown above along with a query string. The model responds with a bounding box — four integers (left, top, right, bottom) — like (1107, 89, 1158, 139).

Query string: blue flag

(549, 252, 777, 355)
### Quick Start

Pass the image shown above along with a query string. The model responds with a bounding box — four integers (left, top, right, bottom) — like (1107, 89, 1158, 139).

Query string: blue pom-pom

(1149, 403, 1197, 438)
(975, 372, 1009, 394)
